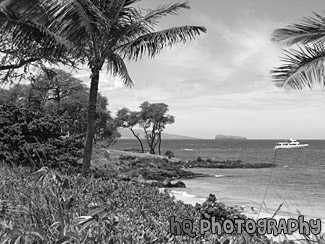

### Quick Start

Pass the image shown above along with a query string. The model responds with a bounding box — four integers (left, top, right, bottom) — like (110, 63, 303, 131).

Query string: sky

(73, 0, 325, 139)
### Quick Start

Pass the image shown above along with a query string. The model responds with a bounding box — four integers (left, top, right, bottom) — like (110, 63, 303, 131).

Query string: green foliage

(139, 101, 175, 154)
(0, 0, 206, 172)
(164, 150, 175, 159)
(115, 107, 144, 152)
(0, 88, 9, 105)
(271, 12, 325, 91)
(0, 103, 83, 171)
(0, 167, 307, 244)
(116, 107, 141, 128)
(0, 167, 195, 243)
(195, 194, 247, 226)
(1, 69, 121, 146)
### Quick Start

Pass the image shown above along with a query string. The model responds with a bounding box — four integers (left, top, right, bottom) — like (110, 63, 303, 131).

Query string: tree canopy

(116, 107, 144, 152)
(139, 101, 175, 154)
(1, 69, 120, 145)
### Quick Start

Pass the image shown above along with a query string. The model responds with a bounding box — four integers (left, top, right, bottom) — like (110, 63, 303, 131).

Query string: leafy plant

(0, 103, 83, 171)
(0, 166, 317, 244)
(164, 150, 175, 159)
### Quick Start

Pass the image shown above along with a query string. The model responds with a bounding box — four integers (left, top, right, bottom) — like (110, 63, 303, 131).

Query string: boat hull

(274, 144, 308, 150)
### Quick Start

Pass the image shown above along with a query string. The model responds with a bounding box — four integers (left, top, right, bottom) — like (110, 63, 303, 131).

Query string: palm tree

(271, 12, 325, 90)
(0, 0, 206, 175)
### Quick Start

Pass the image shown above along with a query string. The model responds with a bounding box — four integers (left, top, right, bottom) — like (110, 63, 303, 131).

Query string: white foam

(215, 175, 225, 178)
(170, 190, 196, 198)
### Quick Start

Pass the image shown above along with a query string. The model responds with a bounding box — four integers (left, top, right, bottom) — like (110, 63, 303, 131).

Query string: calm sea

(111, 139, 325, 224)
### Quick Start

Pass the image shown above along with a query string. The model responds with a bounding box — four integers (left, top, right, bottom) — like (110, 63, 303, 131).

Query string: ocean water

(111, 139, 325, 224)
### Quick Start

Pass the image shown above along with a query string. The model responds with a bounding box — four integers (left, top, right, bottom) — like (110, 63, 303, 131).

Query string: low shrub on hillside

(0, 167, 200, 243)
(165, 150, 175, 159)
(0, 167, 308, 244)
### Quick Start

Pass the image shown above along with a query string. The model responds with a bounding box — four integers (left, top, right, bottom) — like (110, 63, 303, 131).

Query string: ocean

(110, 139, 325, 225)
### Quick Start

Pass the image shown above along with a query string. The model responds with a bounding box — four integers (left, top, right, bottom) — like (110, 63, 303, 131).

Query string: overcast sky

(75, 0, 325, 139)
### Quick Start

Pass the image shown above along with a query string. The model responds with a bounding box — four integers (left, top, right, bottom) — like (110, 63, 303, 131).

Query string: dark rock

(162, 178, 186, 188)
(186, 158, 276, 169)
(171, 181, 186, 188)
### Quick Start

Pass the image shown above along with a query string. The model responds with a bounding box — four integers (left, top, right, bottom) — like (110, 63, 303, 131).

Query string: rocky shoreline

(89, 148, 276, 188)
(186, 157, 276, 169)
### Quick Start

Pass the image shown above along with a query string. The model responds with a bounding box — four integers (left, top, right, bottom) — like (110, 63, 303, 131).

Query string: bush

(165, 150, 175, 158)
(0, 103, 83, 171)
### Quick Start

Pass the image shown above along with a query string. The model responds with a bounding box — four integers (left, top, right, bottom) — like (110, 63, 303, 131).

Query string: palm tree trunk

(82, 68, 100, 175)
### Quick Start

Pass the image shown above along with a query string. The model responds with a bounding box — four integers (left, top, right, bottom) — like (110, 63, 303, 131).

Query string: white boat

(274, 138, 308, 150)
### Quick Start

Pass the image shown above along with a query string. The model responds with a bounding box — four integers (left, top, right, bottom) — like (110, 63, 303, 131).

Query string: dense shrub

(165, 150, 175, 158)
(0, 103, 83, 171)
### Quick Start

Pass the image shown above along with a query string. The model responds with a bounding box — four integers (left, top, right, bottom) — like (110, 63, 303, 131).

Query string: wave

(170, 190, 197, 198)
(215, 175, 225, 178)
(182, 148, 194, 151)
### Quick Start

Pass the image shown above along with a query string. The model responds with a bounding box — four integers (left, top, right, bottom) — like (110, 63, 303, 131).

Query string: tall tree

(139, 101, 174, 154)
(0, 0, 206, 175)
(116, 107, 144, 152)
(271, 12, 325, 90)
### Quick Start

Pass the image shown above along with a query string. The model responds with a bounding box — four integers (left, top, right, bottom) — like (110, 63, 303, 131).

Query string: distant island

(215, 135, 247, 140)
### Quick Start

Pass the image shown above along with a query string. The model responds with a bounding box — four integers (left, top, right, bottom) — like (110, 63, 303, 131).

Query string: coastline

(107, 144, 325, 242)
(105, 148, 325, 225)
(164, 187, 324, 242)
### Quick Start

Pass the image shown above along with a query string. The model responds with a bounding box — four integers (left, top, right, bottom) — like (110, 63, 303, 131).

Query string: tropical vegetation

(0, 0, 206, 175)
(116, 102, 175, 155)
(271, 12, 325, 90)
(1, 165, 309, 244)
(0, 69, 120, 145)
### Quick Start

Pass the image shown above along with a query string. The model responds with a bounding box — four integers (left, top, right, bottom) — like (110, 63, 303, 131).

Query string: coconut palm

(0, 0, 206, 174)
(271, 12, 325, 90)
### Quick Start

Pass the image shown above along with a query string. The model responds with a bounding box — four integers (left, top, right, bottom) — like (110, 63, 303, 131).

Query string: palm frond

(71, 0, 94, 37)
(141, 2, 190, 28)
(124, 0, 140, 7)
(117, 25, 206, 61)
(106, 2, 192, 51)
(272, 12, 325, 47)
(271, 44, 325, 91)
(0, 10, 73, 62)
(106, 53, 133, 87)
(45, 0, 108, 45)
